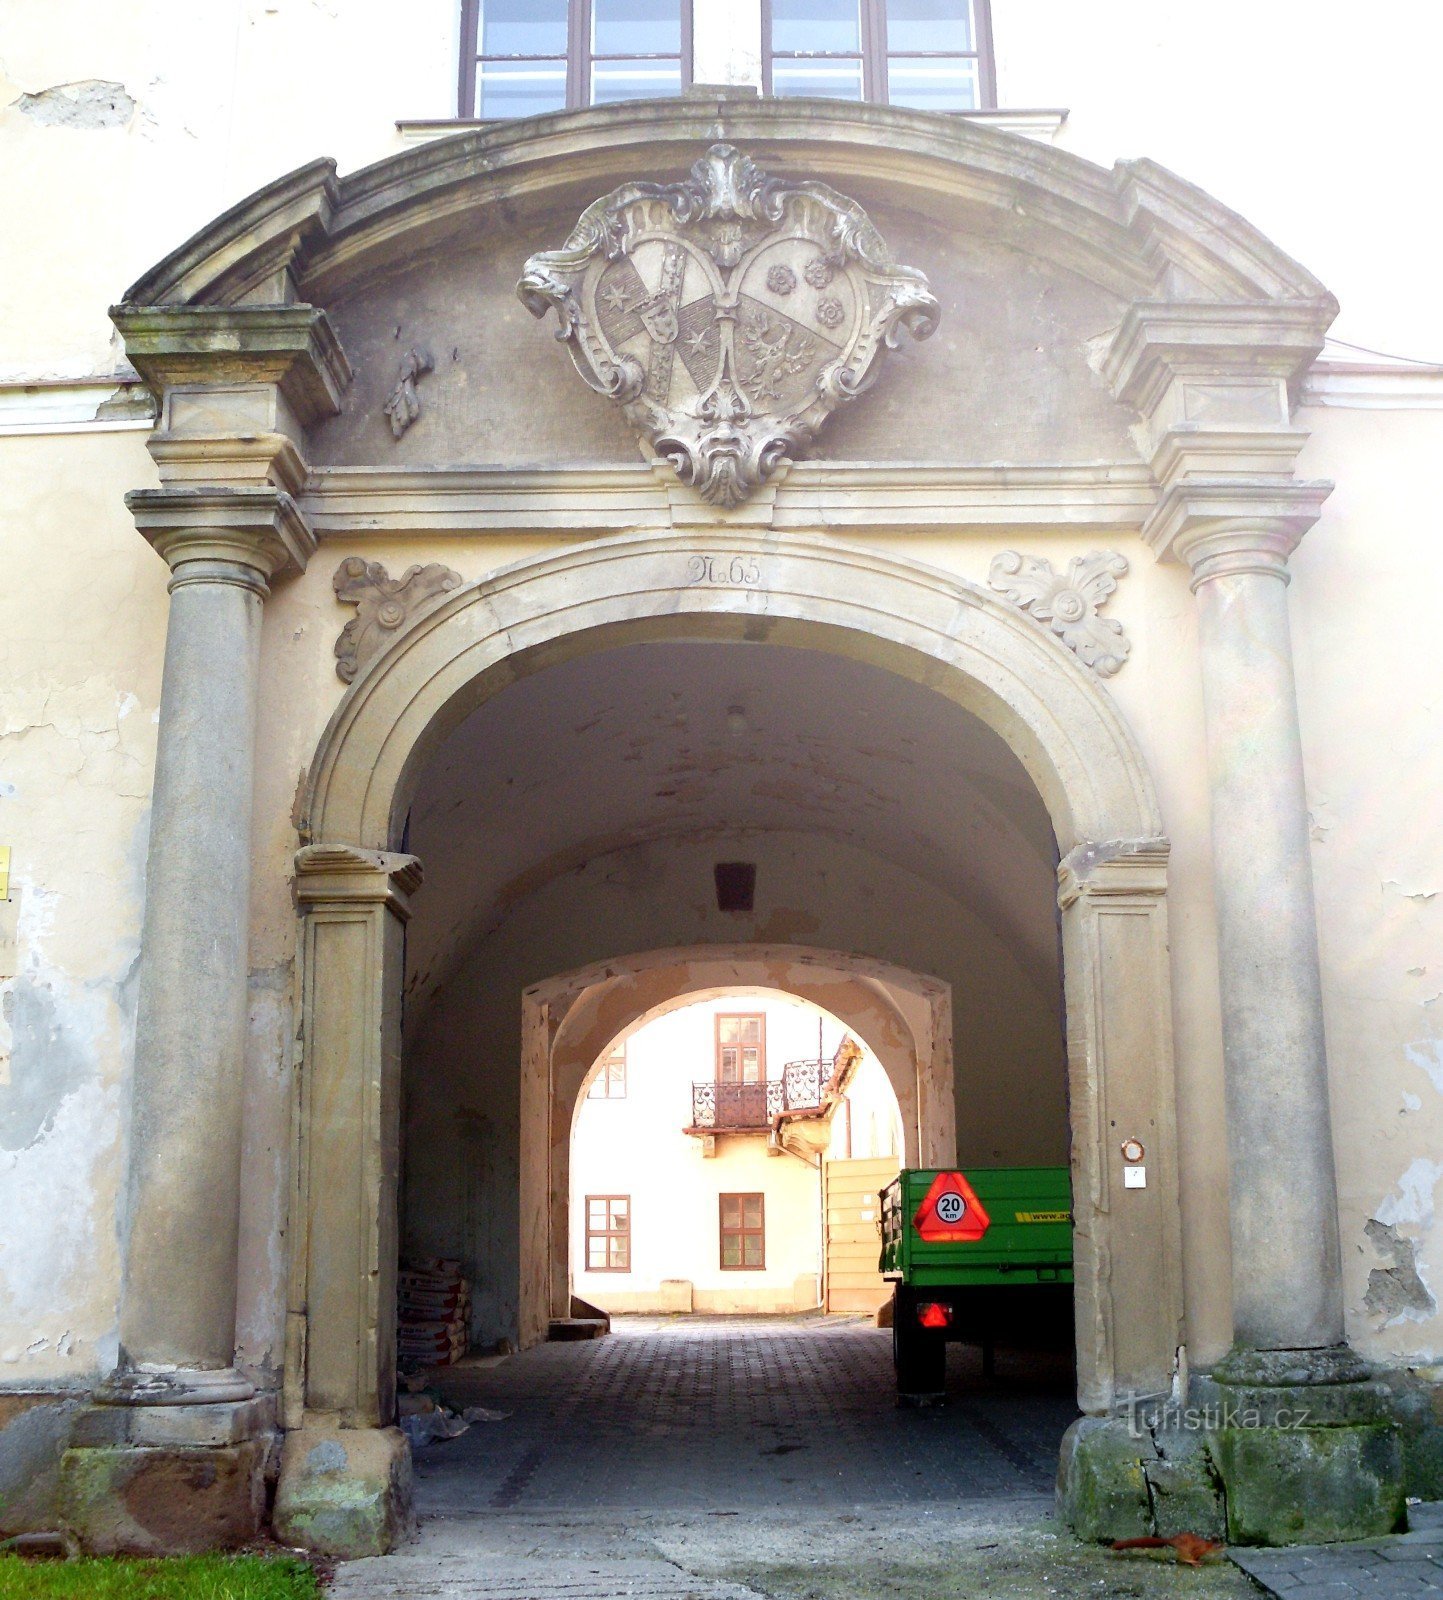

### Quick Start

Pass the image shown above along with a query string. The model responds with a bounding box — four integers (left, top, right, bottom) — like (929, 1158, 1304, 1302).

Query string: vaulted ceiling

(403, 638, 1059, 1016)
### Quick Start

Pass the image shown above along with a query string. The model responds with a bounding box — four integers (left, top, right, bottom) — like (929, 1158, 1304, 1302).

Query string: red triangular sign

(913, 1171, 990, 1242)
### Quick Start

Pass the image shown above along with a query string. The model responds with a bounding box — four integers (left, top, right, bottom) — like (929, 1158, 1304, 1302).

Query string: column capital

(112, 304, 351, 496)
(1057, 837, 1170, 909)
(294, 844, 423, 921)
(127, 485, 317, 590)
(1144, 478, 1333, 588)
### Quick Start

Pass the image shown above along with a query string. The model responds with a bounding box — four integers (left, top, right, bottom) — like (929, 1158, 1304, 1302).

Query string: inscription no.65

(685, 555, 763, 587)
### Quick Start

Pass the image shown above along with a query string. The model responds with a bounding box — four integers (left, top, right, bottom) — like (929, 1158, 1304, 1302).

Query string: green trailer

(880, 1165, 1073, 1397)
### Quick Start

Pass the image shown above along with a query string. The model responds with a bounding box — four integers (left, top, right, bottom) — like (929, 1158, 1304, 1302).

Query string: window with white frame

(460, 0, 692, 118)
(587, 1042, 628, 1099)
(763, 0, 995, 110)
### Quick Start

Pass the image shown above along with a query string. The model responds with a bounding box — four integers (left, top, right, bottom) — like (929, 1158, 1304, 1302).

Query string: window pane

(742, 1235, 764, 1267)
(612, 1198, 628, 1221)
(743, 1196, 763, 1228)
(886, 0, 974, 54)
(771, 0, 860, 54)
(593, 0, 681, 56)
(771, 58, 863, 99)
(587, 1243, 606, 1268)
(612, 1239, 630, 1269)
(721, 1236, 742, 1267)
(477, 60, 567, 118)
(479, 0, 568, 56)
(886, 55, 978, 110)
(592, 59, 682, 103)
(721, 1197, 740, 1227)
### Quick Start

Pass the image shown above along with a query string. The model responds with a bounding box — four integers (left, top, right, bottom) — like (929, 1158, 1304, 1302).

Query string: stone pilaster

(1057, 840, 1183, 1413)
(276, 846, 420, 1560)
(288, 846, 421, 1429)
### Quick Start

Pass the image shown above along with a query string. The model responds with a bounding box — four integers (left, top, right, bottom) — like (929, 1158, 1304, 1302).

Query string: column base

(58, 1395, 276, 1555)
(94, 1365, 256, 1406)
(1214, 1342, 1372, 1387)
(272, 1420, 415, 1559)
(1058, 1376, 1408, 1547)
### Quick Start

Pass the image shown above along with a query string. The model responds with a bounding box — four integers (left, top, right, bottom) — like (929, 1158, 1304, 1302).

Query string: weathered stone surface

(1213, 1421, 1405, 1546)
(1143, 1427, 1227, 1542)
(1371, 1371, 1443, 1501)
(0, 1395, 84, 1536)
(272, 1424, 415, 1558)
(58, 1441, 266, 1555)
(72, 1394, 276, 1450)
(1056, 1416, 1154, 1543)
(519, 143, 938, 506)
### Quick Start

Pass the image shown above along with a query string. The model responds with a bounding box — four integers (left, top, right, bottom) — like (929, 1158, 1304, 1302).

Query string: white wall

(571, 994, 895, 1310)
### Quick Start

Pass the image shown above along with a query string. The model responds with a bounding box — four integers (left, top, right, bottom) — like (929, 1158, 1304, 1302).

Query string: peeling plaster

(9, 80, 136, 130)
(1406, 1039, 1443, 1096)
(1364, 1218, 1437, 1326)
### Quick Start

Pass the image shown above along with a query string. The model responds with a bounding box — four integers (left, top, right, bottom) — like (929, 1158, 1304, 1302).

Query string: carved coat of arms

(517, 144, 939, 506)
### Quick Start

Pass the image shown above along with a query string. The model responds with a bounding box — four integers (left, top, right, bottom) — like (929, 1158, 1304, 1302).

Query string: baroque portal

(517, 142, 939, 505)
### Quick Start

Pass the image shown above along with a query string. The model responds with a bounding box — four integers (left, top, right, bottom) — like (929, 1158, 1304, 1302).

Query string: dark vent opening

(714, 862, 756, 914)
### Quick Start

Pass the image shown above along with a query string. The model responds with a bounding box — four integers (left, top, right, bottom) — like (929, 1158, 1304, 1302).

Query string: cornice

(109, 304, 352, 425)
(1103, 301, 1336, 416)
(117, 96, 1332, 313)
(301, 460, 1160, 538)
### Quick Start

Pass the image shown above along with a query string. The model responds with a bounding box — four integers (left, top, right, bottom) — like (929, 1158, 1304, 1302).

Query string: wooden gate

(824, 1156, 900, 1314)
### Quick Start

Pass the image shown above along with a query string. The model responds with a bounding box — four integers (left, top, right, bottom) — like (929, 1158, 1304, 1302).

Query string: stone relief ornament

(517, 143, 939, 507)
(988, 550, 1131, 676)
(333, 557, 462, 683)
(383, 345, 433, 439)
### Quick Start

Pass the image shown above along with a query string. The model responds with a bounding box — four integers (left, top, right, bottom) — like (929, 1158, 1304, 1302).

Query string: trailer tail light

(916, 1301, 952, 1330)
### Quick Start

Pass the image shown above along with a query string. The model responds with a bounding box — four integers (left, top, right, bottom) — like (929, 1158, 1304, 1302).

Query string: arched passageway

(292, 529, 1180, 1439)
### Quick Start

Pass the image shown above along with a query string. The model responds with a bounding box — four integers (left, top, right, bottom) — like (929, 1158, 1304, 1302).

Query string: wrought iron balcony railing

(689, 1057, 835, 1131)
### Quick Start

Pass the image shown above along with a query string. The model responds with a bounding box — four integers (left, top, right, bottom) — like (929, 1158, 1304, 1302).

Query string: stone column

(1156, 486, 1362, 1378)
(99, 490, 315, 1404)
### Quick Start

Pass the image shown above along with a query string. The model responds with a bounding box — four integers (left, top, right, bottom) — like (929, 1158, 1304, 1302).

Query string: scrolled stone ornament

(988, 550, 1132, 676)
(518, 143, 939, 506)
(333, 556, 463, 683)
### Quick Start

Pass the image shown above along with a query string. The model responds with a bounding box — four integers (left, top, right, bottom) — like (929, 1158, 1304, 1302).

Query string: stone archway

(291, 526, 1180, 1441)
(530, 944, 954, 1329)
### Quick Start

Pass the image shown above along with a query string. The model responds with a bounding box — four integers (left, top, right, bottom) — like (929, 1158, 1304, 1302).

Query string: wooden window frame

(459, 0, 694, 119)
(760, 0, 996, 110)
(585, 1194, 632, 1272)
(715, 1012, 767, 1085)
(587, 1043, 628, 1099)
(719, 1192, 766, 1271)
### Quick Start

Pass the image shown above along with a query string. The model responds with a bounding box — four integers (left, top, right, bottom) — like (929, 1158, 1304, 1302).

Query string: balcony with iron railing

(689, 1057, 835, 1132)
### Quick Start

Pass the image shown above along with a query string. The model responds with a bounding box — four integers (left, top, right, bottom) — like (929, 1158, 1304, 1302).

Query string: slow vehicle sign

(912, 1170, 990, 1242)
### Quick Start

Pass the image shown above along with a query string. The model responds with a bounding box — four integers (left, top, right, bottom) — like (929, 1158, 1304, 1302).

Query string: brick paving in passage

(421, 1313, 1078, 1515)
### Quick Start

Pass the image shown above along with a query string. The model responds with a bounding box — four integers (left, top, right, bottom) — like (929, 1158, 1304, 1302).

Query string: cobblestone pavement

(326, 1318, 1443, 1598)
(418, 1314, 1078, 1514)
(1231, 1502, 1443, 1598)
(329, 1315, 1259, 1598)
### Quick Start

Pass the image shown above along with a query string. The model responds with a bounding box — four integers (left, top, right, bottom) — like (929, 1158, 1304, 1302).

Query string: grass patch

(0, 1552, 322, 1599)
